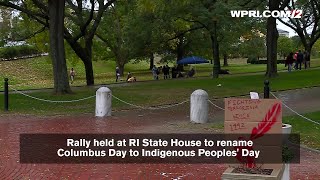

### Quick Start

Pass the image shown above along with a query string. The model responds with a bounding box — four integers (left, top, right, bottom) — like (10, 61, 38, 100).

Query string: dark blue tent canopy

(177, 56, 209, 64)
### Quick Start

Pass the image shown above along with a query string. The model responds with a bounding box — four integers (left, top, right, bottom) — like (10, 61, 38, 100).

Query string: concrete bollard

(95, 87, 112, 117)
(190, 89, 208, 123)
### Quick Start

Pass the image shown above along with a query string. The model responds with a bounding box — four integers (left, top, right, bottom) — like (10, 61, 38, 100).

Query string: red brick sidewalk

(0, 113, 319, 179)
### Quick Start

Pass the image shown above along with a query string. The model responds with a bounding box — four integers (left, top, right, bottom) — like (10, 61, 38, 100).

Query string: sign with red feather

(224, 98, 283, 169)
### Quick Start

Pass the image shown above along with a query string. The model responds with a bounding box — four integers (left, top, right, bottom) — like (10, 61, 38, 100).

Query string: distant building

(278, 29, 290, 37)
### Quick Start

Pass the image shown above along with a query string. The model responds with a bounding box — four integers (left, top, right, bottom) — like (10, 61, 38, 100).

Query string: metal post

(4, 78, 8, 111)
(264, 80, 270, 99)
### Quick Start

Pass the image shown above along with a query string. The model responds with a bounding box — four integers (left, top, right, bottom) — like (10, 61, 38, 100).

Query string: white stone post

(190, 89, 208, 123)
(95, 87, 112, 117)
(281, 164, 290, 180)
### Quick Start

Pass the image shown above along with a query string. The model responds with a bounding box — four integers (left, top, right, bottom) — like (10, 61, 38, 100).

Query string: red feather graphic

(250, 103, 281, 140)
(234, 102, 282, 168)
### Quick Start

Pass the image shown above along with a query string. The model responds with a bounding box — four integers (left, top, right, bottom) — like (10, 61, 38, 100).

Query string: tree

(48, 0, 71, 94)
(96, 0, 138, 76)
(278, 0, 320, 55)
(0, 0, 72, 93)
(64, 0, 116, 85)
(278, 36, 293, 59)
(0, 0, 116, 86)
(311, 39, 320, 57)
(265, 0, 290, 77)
(239, 32, 266, 59)
(175, 0, 225, 78)
(0, 7, 12, 46)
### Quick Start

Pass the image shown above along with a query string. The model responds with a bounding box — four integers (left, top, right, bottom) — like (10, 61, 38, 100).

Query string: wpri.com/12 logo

(290, 9, 303, 18)
(230, 10, 303, 19)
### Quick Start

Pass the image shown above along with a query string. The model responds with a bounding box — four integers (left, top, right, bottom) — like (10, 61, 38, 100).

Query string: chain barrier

(9, 85, 319, 126)
(270, 92, 320, 126)
(111, 94, 189, 110)
(9, 86, 96, 103)
(208, 99, 225, 110)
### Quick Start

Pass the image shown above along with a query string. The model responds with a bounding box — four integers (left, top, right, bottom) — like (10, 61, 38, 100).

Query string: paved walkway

(0, 106, 319, 179)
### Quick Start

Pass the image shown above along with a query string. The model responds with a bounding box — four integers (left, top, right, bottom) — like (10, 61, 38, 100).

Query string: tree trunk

(223, 53, 228, 66)
(266, 0, 279, 78)
(65, 37, 94, 86)
(305, 44, 311, 55)
(211, 21, 221, 78)
(149, 53, 154, 70)
(48, 0, 71, 94)
(83, 59, 94, 85)
(176, 36, 185, 71)
(84, 39, 94, 85)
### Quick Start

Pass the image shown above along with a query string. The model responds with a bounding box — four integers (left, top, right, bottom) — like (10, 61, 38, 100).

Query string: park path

(204, 86, 320, 123)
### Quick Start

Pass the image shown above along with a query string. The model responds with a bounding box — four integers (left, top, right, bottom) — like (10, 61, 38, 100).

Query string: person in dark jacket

(115, 67, 120, 82)
(171, 65, 177, 78)
(285, 52, 294, 72)
(296, 50, 304, 70)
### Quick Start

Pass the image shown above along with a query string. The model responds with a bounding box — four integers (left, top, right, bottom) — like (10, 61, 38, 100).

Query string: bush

(0, 45, 40, 59)
(247, 56, 258, 64)
(249, 59, 286, 64)
(247, 56, 286, 64)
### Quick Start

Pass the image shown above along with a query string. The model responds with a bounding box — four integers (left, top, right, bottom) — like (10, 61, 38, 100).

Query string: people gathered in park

(187, 67, 195, 77)
(286, 50, 311, 72)
(126, 72, 136, 83)
(150, 64, 196, 80)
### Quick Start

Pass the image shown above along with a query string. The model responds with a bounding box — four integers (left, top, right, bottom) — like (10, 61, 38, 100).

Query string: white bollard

(281, 164, 290, 180)
(95, 87, 112, 117)
(190, 89, 208, 123)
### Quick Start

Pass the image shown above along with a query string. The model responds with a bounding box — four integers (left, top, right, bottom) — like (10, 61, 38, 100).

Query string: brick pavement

(0, 112, 319, 179)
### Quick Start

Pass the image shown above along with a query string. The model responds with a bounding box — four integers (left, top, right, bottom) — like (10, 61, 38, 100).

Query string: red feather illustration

(250, 103, 281, 140)
(235, 102, 282, 168)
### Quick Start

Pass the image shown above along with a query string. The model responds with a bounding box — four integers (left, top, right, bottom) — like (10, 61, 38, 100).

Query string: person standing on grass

(297, 50, 304, 70)
(163, 65, 168, 79)
(162, 65, 166, 79)
(70, 68, 76, 84)
(285, 52, 294, 72)
(152, 65, 158, 80)
(293, 51, 298, 70)
(171, 65, 177, 78)
(165, 64, 170, 79)
(115, 67, 120, 82)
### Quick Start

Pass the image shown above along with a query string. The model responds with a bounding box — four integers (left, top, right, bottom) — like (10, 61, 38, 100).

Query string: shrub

(0, 45, 40, 59)
(247, 56, 258, 64)
(247, 57, 286, 64)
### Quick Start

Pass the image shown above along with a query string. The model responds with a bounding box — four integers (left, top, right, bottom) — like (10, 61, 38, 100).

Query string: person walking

(152, 65, 158, 80)
(70, 68, 76, 84)
(285, 52, 294, 72)
(297, 50, 304, 70)
(115, 67, 120, 82)
(293, 51, 298, 70)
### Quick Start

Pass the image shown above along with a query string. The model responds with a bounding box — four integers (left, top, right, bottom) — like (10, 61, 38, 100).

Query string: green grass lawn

(284, 111, 320, 150)
(210, 112, 320, 150)
(1, 68, 320, 115)
(1, 56, 320, 90)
